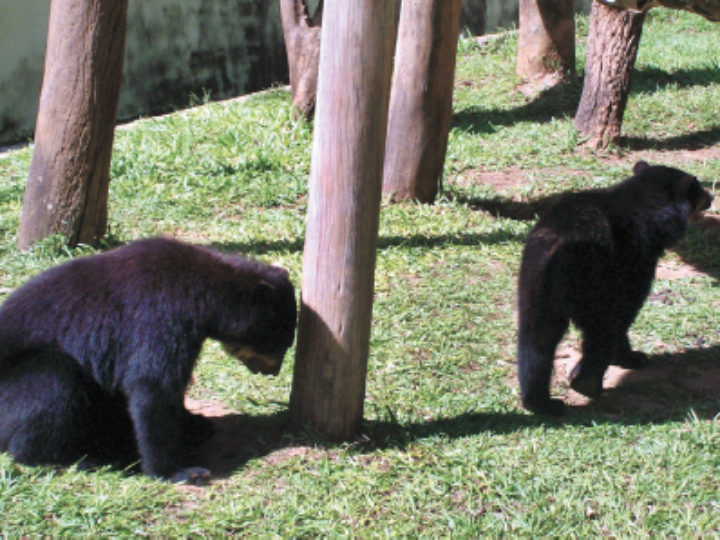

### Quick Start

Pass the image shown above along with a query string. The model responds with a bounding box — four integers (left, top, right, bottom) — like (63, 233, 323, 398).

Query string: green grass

(1, 9, 719, 536)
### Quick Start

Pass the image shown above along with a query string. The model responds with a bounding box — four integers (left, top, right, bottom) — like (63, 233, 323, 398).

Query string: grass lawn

(0, 9, 719, 537)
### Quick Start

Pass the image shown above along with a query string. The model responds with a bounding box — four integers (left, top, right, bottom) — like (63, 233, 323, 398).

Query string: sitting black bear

(517, 161, 713, 415)
(0, 237, 297, 483)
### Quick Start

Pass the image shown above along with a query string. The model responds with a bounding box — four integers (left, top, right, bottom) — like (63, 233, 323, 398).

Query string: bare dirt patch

(548, 345, 720, 418)
(185, 397, 235, 418)
(452, 166, 588, 194)
(183, 397, 297, 481)
(655, 260, 707, 280)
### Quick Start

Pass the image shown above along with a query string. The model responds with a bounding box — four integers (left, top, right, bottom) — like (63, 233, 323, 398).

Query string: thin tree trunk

(382, 0, 462, 204)
(279, 0, 322, 120)
(516, 0, 576, 81)
(574, 1, 645, 149)
(18, 0, 128, 250)
(290, 0, 400, 442)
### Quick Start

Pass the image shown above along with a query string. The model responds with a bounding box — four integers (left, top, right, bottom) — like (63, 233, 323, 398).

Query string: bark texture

(279, 0, 322, 120)
(290, 0, 400, 442)
(19, 0, 128, 249)
(382, 0, 462, 203)
(574, 2, 646, 149)
(516, 0, 576, 80)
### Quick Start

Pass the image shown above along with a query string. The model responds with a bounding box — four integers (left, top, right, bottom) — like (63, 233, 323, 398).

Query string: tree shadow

(452, 65, 720, 143)
(452, 78, 582, 136)
(631, 66, 720, 95)
(620, 126, 720, 152)
(208, 229, 527, 257)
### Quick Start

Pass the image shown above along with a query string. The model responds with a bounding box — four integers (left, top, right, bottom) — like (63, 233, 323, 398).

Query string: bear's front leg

(126, 381, 211, 484)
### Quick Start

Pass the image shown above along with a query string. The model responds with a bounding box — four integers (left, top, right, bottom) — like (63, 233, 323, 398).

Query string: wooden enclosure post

(290, 0, 400, 441)
(574, 1, 646, 148)
(278, 0, 322, 120)
(516, 0, 575, 80)
(18, 0, 128, 250)
(382, 0, 462, 204)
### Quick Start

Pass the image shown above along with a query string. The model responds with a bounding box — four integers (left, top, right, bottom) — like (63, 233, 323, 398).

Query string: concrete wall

(0, 2, 49, 145)
(0, 0, 592, 145)
(0, 0, 286, 145)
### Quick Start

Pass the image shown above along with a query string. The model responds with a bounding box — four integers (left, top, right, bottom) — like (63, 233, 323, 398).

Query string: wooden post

(574, 1, 646, 149)
(290, 0, 400, 441)
(278, 0, 322, 120)
(516, 0, 575, 80)
(382, 0, 462, 204)
(18, 0, 128, 250)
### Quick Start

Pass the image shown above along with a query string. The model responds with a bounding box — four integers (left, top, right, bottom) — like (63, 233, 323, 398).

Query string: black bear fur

(517, 161, 713, 415)
(0, 237, 297, 483)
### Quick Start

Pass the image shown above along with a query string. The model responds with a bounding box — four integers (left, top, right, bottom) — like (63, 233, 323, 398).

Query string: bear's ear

(633, 161, 650, 176)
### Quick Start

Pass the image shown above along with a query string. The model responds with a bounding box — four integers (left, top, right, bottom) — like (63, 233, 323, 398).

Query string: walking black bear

(0, 237, 297, 483)
(517, 161, 713, 415)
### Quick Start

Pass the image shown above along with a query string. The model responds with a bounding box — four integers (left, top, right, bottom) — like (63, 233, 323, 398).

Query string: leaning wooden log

(279, 0, 322, 120)
(574, 2, 646, 149)
(18, 0, 128, 249)
(598, 0, 720, 21)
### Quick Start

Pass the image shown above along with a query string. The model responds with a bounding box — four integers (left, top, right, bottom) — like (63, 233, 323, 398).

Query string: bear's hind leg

(518, 314, 568, 416)
(0, 350, 135, 468)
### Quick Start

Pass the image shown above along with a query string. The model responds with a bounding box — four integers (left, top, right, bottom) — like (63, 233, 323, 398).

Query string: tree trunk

(516, 0, 576, 81)
(290, 0, 400, 441)
(382, 0, 462, 204)
(574, 2, 646, 149)
(279, 0, 322, 120)
(18, 0, 128, 250)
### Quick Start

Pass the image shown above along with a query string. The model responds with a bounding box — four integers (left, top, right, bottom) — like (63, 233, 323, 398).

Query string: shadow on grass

(452, 78, 581, 136)
(569, 344, 720, 420)
(631, 66, 720, 94)
(209, 229, 526, 257)
(446, 191, 560, 222)
(193, 346, 719, 479)
(620, 126, 720, 152)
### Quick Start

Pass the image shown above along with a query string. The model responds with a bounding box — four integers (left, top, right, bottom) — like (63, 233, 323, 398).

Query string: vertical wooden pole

(382, 0, 462, 204)
(516, 0, 575, 80)
(278, 0, 323, 120)
(574, 1, 646, 148)
(18, 0, 128, 249)
(290, 0, 400, 441)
